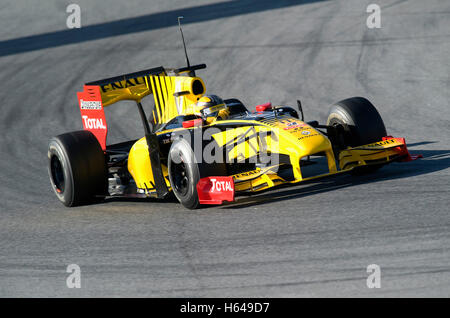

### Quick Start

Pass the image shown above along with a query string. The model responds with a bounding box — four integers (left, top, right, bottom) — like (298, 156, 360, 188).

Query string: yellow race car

(47, 62, 421, 209)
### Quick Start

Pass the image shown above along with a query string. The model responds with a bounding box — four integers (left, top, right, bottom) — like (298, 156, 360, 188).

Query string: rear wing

(77, 64, 207, 149)
(86, 66, 166, 106)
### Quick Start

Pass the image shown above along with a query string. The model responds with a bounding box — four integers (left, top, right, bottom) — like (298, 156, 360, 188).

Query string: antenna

(177, 16, 191, 69)
(297, 99, 304, 121)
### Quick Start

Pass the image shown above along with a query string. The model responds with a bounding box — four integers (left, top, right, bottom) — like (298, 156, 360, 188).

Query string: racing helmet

(193, 94, 230, 121)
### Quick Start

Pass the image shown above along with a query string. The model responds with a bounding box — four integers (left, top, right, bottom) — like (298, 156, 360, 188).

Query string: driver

(193, 94, 230, 124)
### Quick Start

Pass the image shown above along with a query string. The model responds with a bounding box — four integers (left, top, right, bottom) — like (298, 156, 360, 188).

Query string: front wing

(197, 137, 422, 204)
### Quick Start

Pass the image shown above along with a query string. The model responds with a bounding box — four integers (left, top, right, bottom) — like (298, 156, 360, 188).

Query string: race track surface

(0, 0, 449, 297)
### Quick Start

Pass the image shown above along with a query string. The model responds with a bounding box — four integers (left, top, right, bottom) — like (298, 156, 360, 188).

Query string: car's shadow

(100, 144, 449, 209)
(219, 146, 450, 210)
(104, 192, 179, 204)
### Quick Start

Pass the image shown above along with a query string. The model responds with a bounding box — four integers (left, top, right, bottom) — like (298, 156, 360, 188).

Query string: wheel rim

(50, 154, 65, 193)
(170, 158, 189, 197)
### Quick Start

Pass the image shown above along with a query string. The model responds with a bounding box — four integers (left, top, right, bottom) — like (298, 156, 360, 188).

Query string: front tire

(327, 97, 386, 148)
(48, 130, 107, 207)
(168, 137, 227, 209)
(326, 97, 387, 174)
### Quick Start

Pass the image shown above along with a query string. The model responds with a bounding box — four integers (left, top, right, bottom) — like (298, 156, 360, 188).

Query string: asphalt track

(0, 0, 449, 297)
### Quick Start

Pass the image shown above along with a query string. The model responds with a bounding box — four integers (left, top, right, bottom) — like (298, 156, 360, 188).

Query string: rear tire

(48, 130, 107, 207)
(326, 97, 387, 174)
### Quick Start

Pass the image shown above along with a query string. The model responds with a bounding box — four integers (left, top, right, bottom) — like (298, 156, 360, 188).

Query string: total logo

(210, 178, 233, 192)
(82, 115, 106, 130)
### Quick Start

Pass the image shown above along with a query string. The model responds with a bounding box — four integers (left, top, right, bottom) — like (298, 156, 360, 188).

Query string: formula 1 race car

(47, 25, 421, 209)
(47, 63, 421, 209)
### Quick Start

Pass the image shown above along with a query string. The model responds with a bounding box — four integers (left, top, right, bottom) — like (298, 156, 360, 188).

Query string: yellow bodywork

(127, 116, 405, 196)
(91, 69, 405, 197)
(127, 137, 171, 192)
(226, 135, 405, 193)
(147, 75, 205, 124)
(338, 138, 406, 170)
(91, 69, 206, 196)
(95, 72, 205, 124)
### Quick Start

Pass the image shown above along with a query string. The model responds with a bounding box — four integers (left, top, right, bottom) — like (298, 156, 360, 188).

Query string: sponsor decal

(82, 115, 106, 129)
(80, 99, 102, 110)
(301, 130, 311, 135)
(211, 178, 233, 192)
(234, 169, 260, 178)
(297, 132, 319, 140)
(366, 139, 396, 147)
(284, 121, 304, 130)
(197, 176, 235, 204)
(77, 85, 107, 150)
(100, 77, 145, 93)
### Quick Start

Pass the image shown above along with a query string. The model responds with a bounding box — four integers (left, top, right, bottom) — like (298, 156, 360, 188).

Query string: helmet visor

(200, 103, 226, 117)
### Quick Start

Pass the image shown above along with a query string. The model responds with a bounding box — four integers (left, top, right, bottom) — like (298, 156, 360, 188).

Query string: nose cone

(270, 119, 332, 156)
